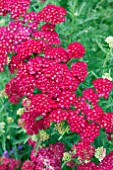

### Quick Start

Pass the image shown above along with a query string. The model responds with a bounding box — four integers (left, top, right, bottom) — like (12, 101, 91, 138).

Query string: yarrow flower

(37, 4, 67, 24)
(105, 36, 113, 48)
(94, 146, 106, 161)
(0, 157, 20, 170)
(0, 0, 30, 19)
(1, 3, 113, 169)
(22, 142, 65, 170)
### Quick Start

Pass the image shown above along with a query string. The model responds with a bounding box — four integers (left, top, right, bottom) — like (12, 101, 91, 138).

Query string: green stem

(102, 48, 111, 75)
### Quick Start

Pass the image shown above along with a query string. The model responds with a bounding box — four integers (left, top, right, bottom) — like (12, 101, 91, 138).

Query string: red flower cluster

(1, 3, 113, 169)
(77, 151, 113, 169)
(37, 4, 67, 24)
(0, 0, 30, 19)
(0, 157, 20, 170)
(72, 141, 95, 162)
(78, 162, 100, 170)
(99, 151, 113, 169)
(93, 78, 113, 99)
(22, 142, 65, 170)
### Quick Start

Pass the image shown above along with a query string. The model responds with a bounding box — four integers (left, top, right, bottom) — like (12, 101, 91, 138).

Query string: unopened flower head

(7, 58, 11, 64)
(102, 73, 112, 81)
(17, 108, 25, 116)
(54, 121, 69, 135)
(94, 146, 106, 161)
(74, 12, 79, 16)
(39, 130, 49, 142)
(62, 152, 72, 162)
(105, 36, 113, 48)
(7, 117, 14, 123)
(31, 134, 38, 141)
(0, 90, 8, 98)
(0, 122, 5, 130)
(0, 19, 5, 26)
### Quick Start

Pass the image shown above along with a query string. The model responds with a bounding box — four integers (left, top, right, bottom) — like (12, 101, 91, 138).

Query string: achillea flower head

(62, 152, 72, 162)
(102, 72, 112, 81)
(72, 141, 95, 162)
(39, 130, 49, 142)
(105, 36, 113, 48)
(28, 142, 65, 169)
(0, 122, 5, 130)
(7, 117, 14, 123)
(93, 78, 113, 99)
(94, 146, 106, 161)
(67, 42, 86, 59)
(37, 4, 67, 24)
(100, 151, 113, 169)
(78, 162, 100, 170)
(17, 108, 25, 116)
(0, 0, 30, 19)
(0, 157, 21, 169)
(54, 121, 69, 135)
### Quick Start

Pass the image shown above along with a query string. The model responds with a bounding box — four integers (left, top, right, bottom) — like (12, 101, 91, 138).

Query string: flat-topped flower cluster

(0, 1, 113, 169)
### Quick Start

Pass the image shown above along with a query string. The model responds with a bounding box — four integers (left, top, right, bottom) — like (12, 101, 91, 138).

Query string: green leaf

(93, 129, 108, 148)
(33, 88, 42, 94)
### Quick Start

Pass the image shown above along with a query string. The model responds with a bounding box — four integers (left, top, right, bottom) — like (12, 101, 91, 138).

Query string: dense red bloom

(78, 162, 99, 170)
(9, 40, 48, 73)
(0, 164, 7, 170)
(80, 123, 100, 143)
(84, 106, 104, 123)
(36, 63, 80, 98)
(0, 157, 20, 170)
(100, 112, 113, 133)
(0, 0, 9, 16)
(16, 39, 48, 57)
(93, 78, 113, 99)
(71, 62, 88, 82)
(24, 12, 38, 22)
(29, 142, 65, 170)
(68, 114, 88, 133)
(56, 90, 76, 109)
(99, 151, 113, 170)
(0, 47, 8, 72)
(29, 94, 57, 115)
(22, 160, 35, 170)
(67, 42, 86, 59)
(49, 108, 69, 123)
(72, 141, 95, 162)
(5, 75, 36, 103)
(24, 12, 39, 31)
(20, 111, 45, 135)
(5, 78, 22, 103)
(41, 23, 55, 31)
(0, 21, 31, 61)
(73, 97, 90, 116)
(37, 4, 67, 24)
(0, 0, 30, 19)
(44, 47, 69, 63)
(83, 88, 99, 106)
(33, 30, 61, 45)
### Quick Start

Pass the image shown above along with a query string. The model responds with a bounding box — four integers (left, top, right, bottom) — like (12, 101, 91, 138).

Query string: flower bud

(39, 130, 49, 142)
(7, 117, 14, 123)
(102, 73, 112, 81)
(105, 36, 113, 48)
(0, 19, 5, 26)
(63, 152, 72, 162)
(94, 146, 106, 161)
(0, 122, 5, 130)
(17, 108, 25, 116)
